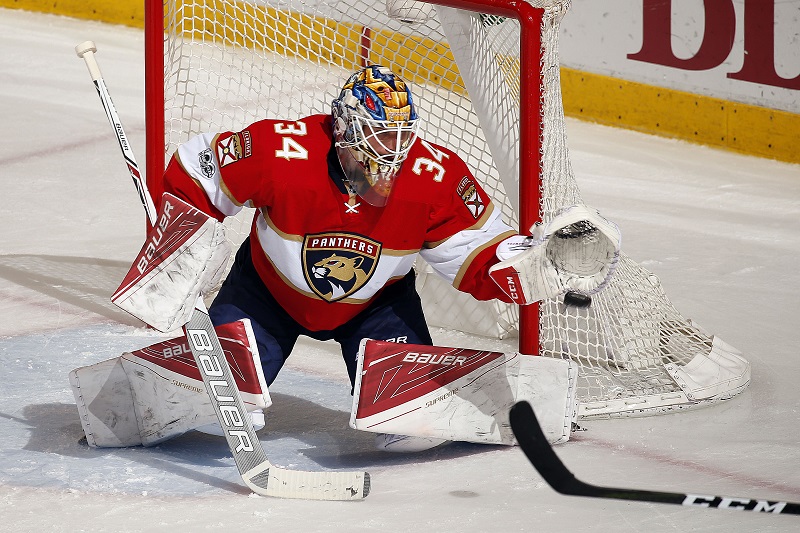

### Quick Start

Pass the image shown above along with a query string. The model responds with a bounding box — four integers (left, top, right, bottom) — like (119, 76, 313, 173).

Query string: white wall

(559, 0, 800, 113)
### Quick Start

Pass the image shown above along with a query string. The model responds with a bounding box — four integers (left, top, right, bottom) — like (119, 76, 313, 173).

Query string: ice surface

(1, 7, 799, 532)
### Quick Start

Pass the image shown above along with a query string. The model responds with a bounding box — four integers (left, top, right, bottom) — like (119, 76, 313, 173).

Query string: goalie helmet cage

(143, 0, 750, 418)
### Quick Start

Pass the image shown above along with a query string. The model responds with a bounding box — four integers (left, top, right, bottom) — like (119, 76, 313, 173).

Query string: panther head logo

(303, 233, 381, 302)
(457, 176, 486, 219)
(312, 254, 369, 300)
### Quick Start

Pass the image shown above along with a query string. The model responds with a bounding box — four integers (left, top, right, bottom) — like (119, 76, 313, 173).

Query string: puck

(563, 291, 592, 308)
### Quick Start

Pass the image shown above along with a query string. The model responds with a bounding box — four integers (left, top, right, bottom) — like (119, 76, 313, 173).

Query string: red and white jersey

(163, 114, 516, 331)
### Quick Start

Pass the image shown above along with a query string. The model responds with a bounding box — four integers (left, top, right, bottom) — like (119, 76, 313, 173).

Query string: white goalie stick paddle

(509, 401, 799, 515)
(75, 40, 369, 500)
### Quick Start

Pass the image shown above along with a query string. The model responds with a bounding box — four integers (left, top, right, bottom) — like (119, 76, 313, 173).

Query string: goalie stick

(508, 401, 799, 515)
(75, 40, 369, 500)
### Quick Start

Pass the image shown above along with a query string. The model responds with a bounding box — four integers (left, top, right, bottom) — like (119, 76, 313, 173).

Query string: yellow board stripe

(0, 0, 145, 27)
(561, 68, 800, 164)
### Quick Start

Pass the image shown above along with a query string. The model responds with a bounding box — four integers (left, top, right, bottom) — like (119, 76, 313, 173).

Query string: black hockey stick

(509, 401, 800, 515)
(76, 40, 369, 500)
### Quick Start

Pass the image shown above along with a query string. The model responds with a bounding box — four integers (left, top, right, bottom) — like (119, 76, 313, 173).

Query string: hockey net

(144, 0, 750, 418)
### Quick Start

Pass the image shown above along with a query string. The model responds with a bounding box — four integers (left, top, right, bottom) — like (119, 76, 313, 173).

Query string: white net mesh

(153, 0, 750, 417)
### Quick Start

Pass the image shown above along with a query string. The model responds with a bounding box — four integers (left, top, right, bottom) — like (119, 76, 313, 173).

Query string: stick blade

(244, 463, 370, 500)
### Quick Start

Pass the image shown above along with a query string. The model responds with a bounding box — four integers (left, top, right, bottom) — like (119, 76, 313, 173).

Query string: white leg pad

(516, 355, 578, 445)
(69, 319, 270, 447)
(70, 357, 143, 448)
(350, 340, 578, 445)
(120, 352, 221, 446)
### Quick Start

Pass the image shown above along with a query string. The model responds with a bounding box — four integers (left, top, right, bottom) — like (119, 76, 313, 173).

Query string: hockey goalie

(71, 65, 620, 451)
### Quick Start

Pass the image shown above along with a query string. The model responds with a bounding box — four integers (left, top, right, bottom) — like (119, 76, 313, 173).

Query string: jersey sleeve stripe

(451, 231, 515, 288)
(420, 206, 515, 284)
(423, 202, 497, 249)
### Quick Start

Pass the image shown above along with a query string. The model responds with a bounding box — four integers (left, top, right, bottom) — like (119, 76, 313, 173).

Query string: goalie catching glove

(489, 204, 621, 305)
(111, 193, 231, 332)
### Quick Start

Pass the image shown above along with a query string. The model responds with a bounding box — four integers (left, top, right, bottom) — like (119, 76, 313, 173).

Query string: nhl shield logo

(303, 232, 382, 302)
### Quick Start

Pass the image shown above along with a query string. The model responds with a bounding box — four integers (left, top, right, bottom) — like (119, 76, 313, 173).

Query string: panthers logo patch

(302, 232, 382, 302)
(216, 130, 252, 167)
(457, 176, 486, 219)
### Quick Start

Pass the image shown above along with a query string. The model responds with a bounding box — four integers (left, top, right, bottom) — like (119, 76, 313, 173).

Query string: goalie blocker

(351, 340, 579, 446)
(111, 193, 231, 333)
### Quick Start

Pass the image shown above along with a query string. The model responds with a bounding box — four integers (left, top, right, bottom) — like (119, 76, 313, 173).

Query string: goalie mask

(332, 65, 419, 206)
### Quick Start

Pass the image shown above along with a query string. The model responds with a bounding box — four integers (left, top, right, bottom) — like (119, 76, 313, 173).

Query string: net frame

(144, 0, 547, 346)
(142, 0, 750, 418)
